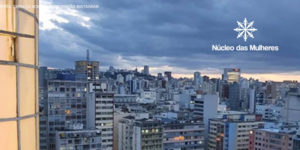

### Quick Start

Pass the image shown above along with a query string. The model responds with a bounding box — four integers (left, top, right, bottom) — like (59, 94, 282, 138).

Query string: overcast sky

(39, 0, 300, 80)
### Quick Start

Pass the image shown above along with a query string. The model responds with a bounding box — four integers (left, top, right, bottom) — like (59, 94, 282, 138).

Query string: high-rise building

(143, 65, 150, 75)
(117, 116, 137, 150)
(130, 79, 138, 94)
(194, 72, 201, 89)
(75, 61, 100, 81)
(44, 80, 88, 149)
(281, 88, 300, 122)
(0, 0, 39, 149)
(220, 81, 229, 100)
(192, 95, 204, 121)
(192, 94, 219, 148)
(249, 128, 294, 150)
(201, 80, 218, 95)
(240, 78, 250, 110)
(138, 120, 163, 150)
(249, 88, 256, 113)
(55, 129, 102, 150)
(117, 74, 124, 83)
(39, 67, 54, 150)
(223, 68, 240, 83)
(162, 120, 205, 150)
(118, 118, 163, 150)
(255, 104, 281, 121)
(265, 82, 277, 100)
(208, 113, 264, 150)
(203, 75, 210, 82)
(75, 51, 100, 82)
(157, 73, 163, 79)
(203, 95, 219, 145)
(87, 84, 114, 150)
(294, 130, 300, 150)
(164, 71, 172, 80)
(228, 82, 241, 111)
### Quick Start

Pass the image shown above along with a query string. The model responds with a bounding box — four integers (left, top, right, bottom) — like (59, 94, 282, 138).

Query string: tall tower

(87, 85, 114, 150)
(223, 68, 241, 83)
(0, 0, 39, 150)
(87, 49, 90, 62)
(228, 82, 241, 111)
(75, 50, 100, 81)
(143, 65, 149, 75)
(194, 71, 201, 89)
(164, 71, 172, 80)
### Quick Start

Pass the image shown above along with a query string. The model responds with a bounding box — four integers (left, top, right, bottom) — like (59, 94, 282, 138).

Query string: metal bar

(0, 113, 39, 122)
(16, 7, 21, 150)
(33, 0, 39, 149)
(0, 60, 39, 69)
(17, 65, 21, 150)
(0, 30, 35, 38)
(18, 7, 39, 23)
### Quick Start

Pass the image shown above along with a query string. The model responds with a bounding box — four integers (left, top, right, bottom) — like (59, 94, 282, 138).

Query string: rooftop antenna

(86, 49, 90, 62)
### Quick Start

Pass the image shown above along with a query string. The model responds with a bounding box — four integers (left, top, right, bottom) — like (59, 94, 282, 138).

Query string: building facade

(87, 89, 114, 150)
(294, 130, 300, 150)
(228, 82, 241, 111)
(223, 68, 240, 83)
(192, 95, 204, 121)
(281, 88, 300, 122)
(163, 121, 205, 150)
(139, 120, 163, 150)
(0, 0, 39, 149)
(114, 94, 138, 105)
(255, 104, 281, 121)
(117, 116, 138, 150)
(143, 65, 150, 75)
(118, 118, 163, 150)
(164, 71, 172, 80)
(208, 114, 264, 150)
(75, 61, 100, 81)
(249, 128, 294, 150)
(194, 72, 201, 89)
(44, 80, 88, 149)
(55, 129, 101, 150)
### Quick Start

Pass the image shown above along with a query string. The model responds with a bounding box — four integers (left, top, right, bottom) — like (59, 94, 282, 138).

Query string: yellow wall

(0, 0, 39, 149)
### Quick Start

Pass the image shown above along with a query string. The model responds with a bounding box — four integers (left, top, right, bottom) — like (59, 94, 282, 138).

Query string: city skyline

(45, 64, 300, 82)
(2, 0, 300, 150)
(37, 59, 300, 150)
(39, 0, 300, 81)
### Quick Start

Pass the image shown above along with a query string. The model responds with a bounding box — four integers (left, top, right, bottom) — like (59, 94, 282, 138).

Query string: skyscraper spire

(86, 49, 90, 62)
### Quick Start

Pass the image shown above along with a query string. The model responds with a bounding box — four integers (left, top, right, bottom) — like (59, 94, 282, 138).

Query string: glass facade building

(223, 68, 241, 83)
(0, 0, 39, 149)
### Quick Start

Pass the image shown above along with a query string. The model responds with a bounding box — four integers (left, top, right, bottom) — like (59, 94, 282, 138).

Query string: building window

(0, 0, 16, 62)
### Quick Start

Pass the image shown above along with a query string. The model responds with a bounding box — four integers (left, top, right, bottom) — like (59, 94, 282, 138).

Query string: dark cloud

(40, 0, 300, 74)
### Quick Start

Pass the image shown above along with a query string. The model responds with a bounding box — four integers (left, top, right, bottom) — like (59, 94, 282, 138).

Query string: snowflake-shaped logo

(234, 18, 257, 42)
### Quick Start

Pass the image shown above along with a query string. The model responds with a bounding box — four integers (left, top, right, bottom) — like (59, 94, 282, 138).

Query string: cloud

(39, 0, 92, 30)
(39, 0, 300, 80)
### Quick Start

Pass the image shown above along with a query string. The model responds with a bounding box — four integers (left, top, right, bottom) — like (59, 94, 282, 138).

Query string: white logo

(234, 18, 257, 42)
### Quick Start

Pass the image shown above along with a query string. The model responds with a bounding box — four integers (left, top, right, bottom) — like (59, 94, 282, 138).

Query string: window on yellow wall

(0, 0, 16, 62)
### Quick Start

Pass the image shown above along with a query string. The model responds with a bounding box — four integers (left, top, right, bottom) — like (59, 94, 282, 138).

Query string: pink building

(249, 128, 294, 150)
